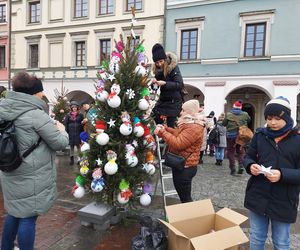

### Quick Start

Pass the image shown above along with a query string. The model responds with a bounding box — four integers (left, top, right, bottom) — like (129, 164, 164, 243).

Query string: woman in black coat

(64, 101, 83, 165)
(151, 43, 184, 128)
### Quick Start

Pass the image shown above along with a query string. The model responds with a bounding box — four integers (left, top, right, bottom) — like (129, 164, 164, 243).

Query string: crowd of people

(0, 43, 300, 250)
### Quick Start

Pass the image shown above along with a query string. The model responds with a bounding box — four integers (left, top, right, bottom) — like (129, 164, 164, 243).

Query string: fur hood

(152, 51, 178, 76)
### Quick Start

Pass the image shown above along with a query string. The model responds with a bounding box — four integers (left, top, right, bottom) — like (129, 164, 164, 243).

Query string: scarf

(231, 108, 242, 115)
(70, 111, 78, 121)
(259, 118, 294, 139)
(177, 114, 195, 127)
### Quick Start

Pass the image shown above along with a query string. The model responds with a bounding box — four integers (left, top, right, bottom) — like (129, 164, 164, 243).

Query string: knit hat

(233, 100, 242, 109)
(182, 100, 200, 115)
(208, 111, 215, 118)
(13, 78, 44, 95)
(81, 99, 90, 106)
(264, 96, 291, 122)
(70, 101, 79, 108)
(152, 43, 167, 62)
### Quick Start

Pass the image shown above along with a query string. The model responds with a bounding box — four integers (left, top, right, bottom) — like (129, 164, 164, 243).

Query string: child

(214, 113, 227, 166)
(243, 96, 300, 249)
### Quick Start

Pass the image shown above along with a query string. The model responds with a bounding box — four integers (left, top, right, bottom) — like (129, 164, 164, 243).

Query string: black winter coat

(243, 129, 300, 223)
(152, 52, 183, 117)
(64, 112, 84, 146)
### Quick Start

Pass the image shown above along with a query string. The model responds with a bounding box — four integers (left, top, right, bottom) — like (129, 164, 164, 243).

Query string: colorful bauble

(91, 179, 104, 192)
(73, 185, 85, 199)
(119, 123, 133, 136)
(81, 142, 90, 152)
(138, 99, 150, 110)
(96, 133, 109, 145)
(117, 192, 130, 204)
(144, 163, 156, 175)
(80, 166, 89, 175)
(76, 175, 86, 186)
(139, 193, 151, 206)
(104, 160, 118, 175)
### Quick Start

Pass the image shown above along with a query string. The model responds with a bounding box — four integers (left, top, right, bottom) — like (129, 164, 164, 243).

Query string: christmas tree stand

(78, 202, 117, 231)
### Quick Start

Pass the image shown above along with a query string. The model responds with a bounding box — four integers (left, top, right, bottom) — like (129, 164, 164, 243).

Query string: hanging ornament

(76, 175, 87, 186)
(117, 179, 132, 204)
(79, 159, 90, 175)
(96, 133, 109, 146)
(125, 144, 138, 167)
(143, 183, 153, 195)
(138, 98, 150, 110)
(119, 111, 132, 136)
(107, 83, 121, 108)
(143, 125, 156, 150)
(126, 88, 135, 99)
(104, 150, 118, 175)
(143, 162, 156, 175)
(96, 158, 103, 166)
(91, 178, 105, 192)
(72, 185, 85, 199)
(115, 40, 125, 52)
(95, 80, 109, 102)
(139, 193, 151, 206)
(98, 70, 108, 81)
(107, 118, 116, 128)
(133, 117, 144, 137)
(135, 65, 148, 76)
(81, 142, 90, 152)
(109, 51, 122, 74)
(80, 131, 90, 143)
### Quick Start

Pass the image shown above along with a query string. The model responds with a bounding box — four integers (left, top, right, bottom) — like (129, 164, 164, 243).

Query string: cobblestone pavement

(0, 154, 299, 249)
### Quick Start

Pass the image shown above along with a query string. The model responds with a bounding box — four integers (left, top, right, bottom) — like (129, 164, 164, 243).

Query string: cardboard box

(160, 199, 248, 250)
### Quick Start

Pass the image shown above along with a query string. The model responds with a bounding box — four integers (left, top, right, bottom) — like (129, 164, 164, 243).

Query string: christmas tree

(51, 82, 70, 123)
(72, 16, 157, 208)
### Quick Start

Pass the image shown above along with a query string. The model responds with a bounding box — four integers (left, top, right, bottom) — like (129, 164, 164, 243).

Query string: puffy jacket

(152, 52, 183, 117)
(0, 91, 69, 218)
(157, 123, 204, 167)
(223, 111, 250, 134)
(243, 129, 300, 223)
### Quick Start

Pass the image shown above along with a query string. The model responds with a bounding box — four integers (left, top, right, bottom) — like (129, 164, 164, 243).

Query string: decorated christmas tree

(72, 14, 157, 208)
(51, 82, 70, 123)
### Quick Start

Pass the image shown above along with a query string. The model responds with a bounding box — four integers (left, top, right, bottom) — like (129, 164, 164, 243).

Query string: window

(239, 10, 274, 59)
(99, 0, 113, 15)
(29, 44, 39, 68)
(74, 0, 88, 18)
(175, 17, 204, 61)
(0, 46, 5, 68)
(126, 0, 142, 11)
(181, 29, 198, 60)
(244, 23, 266, 57)
(0, 4, 6, 23)
(75, 41, 86, 67)
(29, 1, 40, 23)
(100, 39, 111, 63)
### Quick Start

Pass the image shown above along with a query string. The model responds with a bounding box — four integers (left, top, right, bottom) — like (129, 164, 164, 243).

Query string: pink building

(0, 1, 8, 86)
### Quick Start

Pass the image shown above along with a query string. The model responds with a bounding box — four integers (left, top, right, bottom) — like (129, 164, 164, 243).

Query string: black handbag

(164, 152, 192, 171)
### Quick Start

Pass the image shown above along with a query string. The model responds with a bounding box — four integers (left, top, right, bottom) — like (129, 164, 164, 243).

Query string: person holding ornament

(151, 43, 184, 128)
(64, 101, 84, 165)
(0, 72, 69, 250)
(81, 99, 93, 132)
(154, 99, 204, 203)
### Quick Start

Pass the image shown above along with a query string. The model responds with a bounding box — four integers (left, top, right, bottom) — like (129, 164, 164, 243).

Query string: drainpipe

(7, 0, 12, 90)
(163, 0, 167, 48)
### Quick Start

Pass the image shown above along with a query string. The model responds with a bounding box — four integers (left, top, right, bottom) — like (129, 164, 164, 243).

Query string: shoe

(199, 159, 203, 164)
(69, 156, 74, 166)
(237, 167, 244, 174)
(230, 167, 236, 175)
(215, 161, 219, 165)
(219, 160, 223, 166)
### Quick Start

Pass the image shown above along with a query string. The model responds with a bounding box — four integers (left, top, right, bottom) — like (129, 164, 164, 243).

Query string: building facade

(166, 0, 300, 128)
(0, 0, 8, 84)
(9, 0, 165, 105)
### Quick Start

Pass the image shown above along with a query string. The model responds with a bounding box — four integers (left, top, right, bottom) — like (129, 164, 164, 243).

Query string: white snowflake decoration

(126, 89, 135, 99)
(107, 118, 116, 128)
(108, 74, 116, 82)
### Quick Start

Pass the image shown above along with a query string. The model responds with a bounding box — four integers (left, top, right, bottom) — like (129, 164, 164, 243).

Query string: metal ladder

(155, 135, 178, 211)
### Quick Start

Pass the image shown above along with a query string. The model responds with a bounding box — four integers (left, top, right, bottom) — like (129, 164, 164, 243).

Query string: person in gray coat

(214, 113, 227, 166)
(0, 72, 69, 250)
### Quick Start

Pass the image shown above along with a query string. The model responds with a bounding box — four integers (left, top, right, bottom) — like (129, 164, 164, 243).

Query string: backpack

(208, 125, 220, 145)
(0, 112, 41, 172)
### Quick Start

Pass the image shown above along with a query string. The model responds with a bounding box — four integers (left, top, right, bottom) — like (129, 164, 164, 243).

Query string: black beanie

(13, 78, 44, 95)
(152, 43, 167, 62)
(264, 96, 291, 123)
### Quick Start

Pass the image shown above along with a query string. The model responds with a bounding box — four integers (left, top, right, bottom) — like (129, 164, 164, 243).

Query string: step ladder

(155, 135, 178, 212)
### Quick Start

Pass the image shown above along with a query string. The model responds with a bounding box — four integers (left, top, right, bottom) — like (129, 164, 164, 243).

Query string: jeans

(172, 166, 197, 203)
(249, 211, 291, 250)
(1, 214, 38, 250)
(226, 137, 245, 168)
(215, 147, 225, 160)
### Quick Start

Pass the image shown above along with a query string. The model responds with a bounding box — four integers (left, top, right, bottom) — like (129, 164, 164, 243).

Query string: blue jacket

(243, 129, 300, 223)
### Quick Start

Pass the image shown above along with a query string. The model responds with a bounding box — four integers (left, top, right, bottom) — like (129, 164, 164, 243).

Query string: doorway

(242, 103, 255, 130)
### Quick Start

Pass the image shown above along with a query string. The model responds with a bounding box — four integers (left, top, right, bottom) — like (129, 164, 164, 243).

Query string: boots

(218, 160, 223, 166)
(215, 160, 223, 166)
(230, 166, 236, 175)
(69, 156, 74, 166)
(237, 166, 244, 174)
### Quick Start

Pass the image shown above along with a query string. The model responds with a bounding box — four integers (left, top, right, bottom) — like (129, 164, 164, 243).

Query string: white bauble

(138, 99, 149, 110)
(96, 133, 109, 145)
(126, 155, 138, 167)
(81, 142, 90, 152)
(109, 62, 120, 74)
(73, 186, 85, 199)
(135, 65, 147, 76)
(96, 90, 108, 102)
(119, 123, 132, 136)
(117, 192, 129, 204)
(134, 126, 144, 137)
(104, 161, 118, 175)
(140, 193, 151, 206)
(144, 163, 156, 175)
(91, 179, 104, 192)
(107, 96, 121, 108)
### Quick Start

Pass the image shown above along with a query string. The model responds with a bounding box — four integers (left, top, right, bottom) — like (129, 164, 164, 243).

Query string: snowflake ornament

(107, 118, 116, 128)
(126, 89, 135, 99)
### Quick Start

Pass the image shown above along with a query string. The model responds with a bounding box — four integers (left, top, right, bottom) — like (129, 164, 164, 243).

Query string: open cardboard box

(159, 199, 248, 250)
